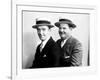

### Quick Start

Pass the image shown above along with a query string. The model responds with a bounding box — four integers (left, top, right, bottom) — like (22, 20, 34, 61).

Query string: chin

(60, 37, 65, 40)
(40, 38, 45, 41)
(60, 35, 65, 39)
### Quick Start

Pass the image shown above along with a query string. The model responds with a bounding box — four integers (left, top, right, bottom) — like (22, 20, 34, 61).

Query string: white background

(0, 0, 99, 80)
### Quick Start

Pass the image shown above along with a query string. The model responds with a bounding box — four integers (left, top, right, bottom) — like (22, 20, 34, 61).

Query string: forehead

(37, 25, 49, 29)
(59, 24, 69, 28)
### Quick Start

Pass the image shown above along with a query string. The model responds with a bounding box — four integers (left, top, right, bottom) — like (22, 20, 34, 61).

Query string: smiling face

(58, 23, 72, 40)
(37, 26, 50, 41)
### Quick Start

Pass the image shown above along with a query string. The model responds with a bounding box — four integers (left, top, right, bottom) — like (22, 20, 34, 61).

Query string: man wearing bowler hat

(55, 18, 82, 67)
(31, 18, 60, 68)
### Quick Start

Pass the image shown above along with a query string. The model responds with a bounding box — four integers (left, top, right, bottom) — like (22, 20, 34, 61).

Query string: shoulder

(50, 38, 58, 48)
(69, 36, 81, 45)
(45, 37, 56, 49)
(56, 39, 61, 42)
(37, 44, 41, 48)
(68, 36, 82, 49)
(56, 39, 61, 45)
(48, 38, 60, 49)
(48, 37, 55, 45)
(36, 44, 41, 51)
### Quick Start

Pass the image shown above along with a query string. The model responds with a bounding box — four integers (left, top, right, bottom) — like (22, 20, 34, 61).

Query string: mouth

(39, 35, 45, 38)
(59, 32, 65, 35)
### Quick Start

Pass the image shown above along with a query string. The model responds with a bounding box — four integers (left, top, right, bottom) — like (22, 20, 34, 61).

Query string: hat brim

(32, 24, 54, 29)
(55, 22, 76, 28)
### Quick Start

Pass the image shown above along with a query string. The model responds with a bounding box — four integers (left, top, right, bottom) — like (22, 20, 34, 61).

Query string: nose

(38, 30, 43, 35)
(59, 28, 64, 32)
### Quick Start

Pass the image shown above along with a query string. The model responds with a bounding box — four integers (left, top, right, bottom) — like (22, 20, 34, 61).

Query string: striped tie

(40, 42, 43, 52)
(61, 40, 64, 48)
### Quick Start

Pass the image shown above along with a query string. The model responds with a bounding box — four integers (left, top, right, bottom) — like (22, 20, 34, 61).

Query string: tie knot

(61, 39, 64, 44)
(61, 40, 65, 48)
(40, 42, 43, 47)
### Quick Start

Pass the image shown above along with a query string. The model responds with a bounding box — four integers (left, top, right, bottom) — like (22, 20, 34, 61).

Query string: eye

(63, 27, 66, 30)
(59, 27, 62, 30)
(42, 28, 46, 31)
(37, 28, 40, 32)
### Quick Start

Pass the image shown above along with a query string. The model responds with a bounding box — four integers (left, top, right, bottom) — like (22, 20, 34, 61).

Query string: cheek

(59, 29, 66, 34)
(42, 31, 49, 37)
(37, 31, 40, 35)
(37, 30, 41, 34)
(59, 29, 63, 34)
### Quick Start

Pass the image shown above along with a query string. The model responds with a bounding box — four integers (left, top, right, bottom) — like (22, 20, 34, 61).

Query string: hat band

(59, 19, 68, 21)
(36, 20, 51, 24)
(59, 19, 72, 23)
(59, 21, 73, 24)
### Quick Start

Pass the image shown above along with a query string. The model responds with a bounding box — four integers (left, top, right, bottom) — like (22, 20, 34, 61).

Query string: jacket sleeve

(71, 41, 82, 66)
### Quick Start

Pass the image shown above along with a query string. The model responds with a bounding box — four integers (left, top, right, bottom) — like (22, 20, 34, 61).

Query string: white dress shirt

(40, 36, 50, 52)
(61, 36, 71, 48)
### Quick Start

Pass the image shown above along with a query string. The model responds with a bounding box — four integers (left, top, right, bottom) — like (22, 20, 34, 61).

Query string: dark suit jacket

(31, 37, 60, 68)
(56, 36, 82, 67)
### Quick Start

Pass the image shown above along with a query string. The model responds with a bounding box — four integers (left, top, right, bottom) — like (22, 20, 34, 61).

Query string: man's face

(59, 24, 72, 40)
(37, 26, 50, 41)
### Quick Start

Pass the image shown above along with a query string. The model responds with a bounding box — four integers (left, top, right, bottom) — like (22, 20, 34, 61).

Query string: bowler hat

(55, 18, 76, 28)
(32, 18, 54, 29)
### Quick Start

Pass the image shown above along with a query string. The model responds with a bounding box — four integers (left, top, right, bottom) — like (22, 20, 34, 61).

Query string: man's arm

(71, 41, 82, 66)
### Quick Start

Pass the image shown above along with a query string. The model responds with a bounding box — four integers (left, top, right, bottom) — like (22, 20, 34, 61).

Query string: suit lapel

(41, 37, 53, 55)
(62, 36, 71, 48)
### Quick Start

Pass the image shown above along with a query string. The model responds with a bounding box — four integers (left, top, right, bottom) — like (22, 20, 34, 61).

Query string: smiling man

(55, 18, 83, 67)
(31, 18, 60, 68)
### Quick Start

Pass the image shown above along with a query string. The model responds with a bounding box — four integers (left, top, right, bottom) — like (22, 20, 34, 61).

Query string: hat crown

(59, 18, 72, 23)
(32, 17, 54, 28)
(55, 18, 76, 28)
(36, 18, 51, 25)
(36, 17, 50, 21)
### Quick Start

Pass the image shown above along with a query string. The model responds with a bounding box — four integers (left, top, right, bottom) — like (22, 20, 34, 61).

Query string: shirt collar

(61, 35, 71, 47)
(41, 36, 50, 49)
(61, 35, 71, 42)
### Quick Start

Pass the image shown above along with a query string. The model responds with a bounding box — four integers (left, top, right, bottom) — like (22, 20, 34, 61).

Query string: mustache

(38, 34, 44, 37)
(59, 31, 66, 34)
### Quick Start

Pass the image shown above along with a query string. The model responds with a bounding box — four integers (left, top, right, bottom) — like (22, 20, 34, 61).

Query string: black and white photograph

(11, 1, 97, 80)
(22, 10, 89, 69)
(1, 0, 100, 80)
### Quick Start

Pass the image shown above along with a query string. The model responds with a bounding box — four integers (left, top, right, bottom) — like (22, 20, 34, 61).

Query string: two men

(31, 18, 82, 68)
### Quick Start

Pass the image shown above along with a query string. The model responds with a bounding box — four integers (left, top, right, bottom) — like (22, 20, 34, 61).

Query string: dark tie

(40, 42, 43, 52)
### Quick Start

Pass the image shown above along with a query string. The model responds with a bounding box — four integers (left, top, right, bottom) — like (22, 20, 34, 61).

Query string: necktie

(61, 40, 64, 48)
(40, 42, 43, 52)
